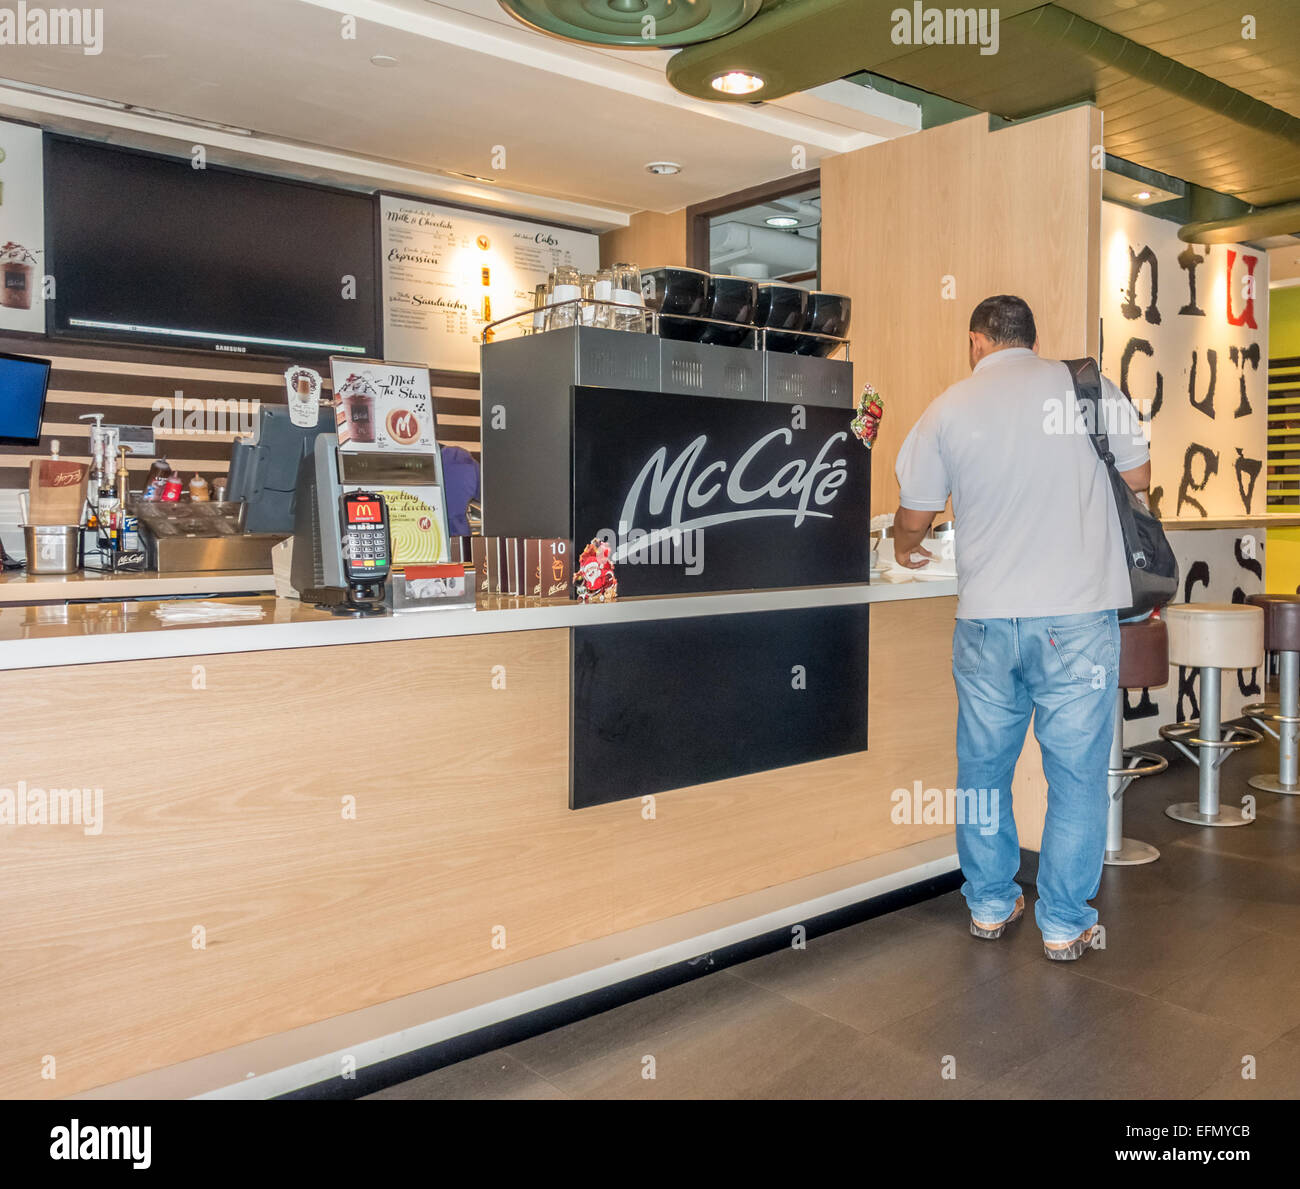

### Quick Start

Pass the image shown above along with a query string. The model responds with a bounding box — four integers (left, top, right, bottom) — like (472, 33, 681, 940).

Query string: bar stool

(1105, 618, 1170, 865)
(1244, 593, 1300, 796)
(1160, 603, 1264, 828)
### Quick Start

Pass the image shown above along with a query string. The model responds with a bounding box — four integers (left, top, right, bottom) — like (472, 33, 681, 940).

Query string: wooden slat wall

(0, 333, 482, 493)
(1267, 353, 1300, 508)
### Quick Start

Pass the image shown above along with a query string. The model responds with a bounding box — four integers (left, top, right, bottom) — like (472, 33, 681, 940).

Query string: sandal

(969, 894, 1025, 940)
(1043, 926, 1099, 961)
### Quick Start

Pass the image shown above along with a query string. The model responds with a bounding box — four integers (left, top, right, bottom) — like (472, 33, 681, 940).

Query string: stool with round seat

(1105, 618, 1170, 865)
(1244, 593, 1300, 796)
(1160, 603, 1265, 828)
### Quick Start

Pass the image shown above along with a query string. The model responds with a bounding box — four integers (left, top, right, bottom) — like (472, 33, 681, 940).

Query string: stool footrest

(1108, 749, 1168, 780)
(1243, 701, 1300, 725)
(1158, 722, 1264, 750)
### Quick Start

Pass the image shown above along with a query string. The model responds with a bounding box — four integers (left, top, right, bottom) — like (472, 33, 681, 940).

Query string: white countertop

(0, 574, 957, 672)
(0, 569, 275, 604)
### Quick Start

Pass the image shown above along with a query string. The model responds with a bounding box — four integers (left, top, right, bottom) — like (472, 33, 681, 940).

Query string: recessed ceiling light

(1134, 190, 1153, 201)
(370, 54, 399, 67)
(766, 216, 800, 228)
(711, 71, 765, 96)
(645, 161, 682, 176)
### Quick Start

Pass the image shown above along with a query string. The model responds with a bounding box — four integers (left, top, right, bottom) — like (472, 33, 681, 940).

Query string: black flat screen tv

(44, 136, 378, 359)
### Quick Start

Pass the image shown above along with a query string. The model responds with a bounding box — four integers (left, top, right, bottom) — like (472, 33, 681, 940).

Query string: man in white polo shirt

(893, 295, 1150, 961)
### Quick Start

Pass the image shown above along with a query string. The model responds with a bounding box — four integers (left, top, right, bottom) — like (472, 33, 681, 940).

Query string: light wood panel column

(822, 106, 1103, 852)
(599, 209, 688, 269)
(821, 107, 1102, 515)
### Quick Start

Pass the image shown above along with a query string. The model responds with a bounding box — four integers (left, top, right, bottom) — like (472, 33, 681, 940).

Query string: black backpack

(1065, 357, 1178, 619)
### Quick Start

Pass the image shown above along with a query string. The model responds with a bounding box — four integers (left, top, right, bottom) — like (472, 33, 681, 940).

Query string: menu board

(0, 119, 45, 335)
(330, 357, 448, 568)
(379, 194, 599, 372)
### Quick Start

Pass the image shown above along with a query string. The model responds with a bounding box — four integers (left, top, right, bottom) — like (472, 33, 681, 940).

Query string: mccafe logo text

(616, 429, 850, 553)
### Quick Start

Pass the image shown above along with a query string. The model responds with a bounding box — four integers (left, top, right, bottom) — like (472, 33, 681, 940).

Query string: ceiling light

(645, 161, 681, 175)
(370, 54, 399, 67)
(1134, 190, 1153, 201)
(711, 71, 765, 96)
(766, 216, 800, 228)
(496, 0, 760, 49)
(444, 169, 497, 184)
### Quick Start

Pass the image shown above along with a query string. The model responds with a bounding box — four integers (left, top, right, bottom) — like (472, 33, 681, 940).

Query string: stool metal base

(1165, 801, 1253, 827)
(1248, 773, 1300, 796)
(1104, 837, 1161, 866)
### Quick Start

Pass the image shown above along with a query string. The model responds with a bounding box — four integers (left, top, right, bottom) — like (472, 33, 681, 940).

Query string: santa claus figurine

(575, 539, 618, 603)
(851, 384, 884, 449)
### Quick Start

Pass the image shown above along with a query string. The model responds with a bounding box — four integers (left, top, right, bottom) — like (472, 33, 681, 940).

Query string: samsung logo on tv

(214, 344, 246, 353)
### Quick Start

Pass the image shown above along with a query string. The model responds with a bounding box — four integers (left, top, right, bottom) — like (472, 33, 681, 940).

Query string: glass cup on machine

(546, 266, 582, 329)
(589, 269, 615, 328)
(578, 273, 600, 326)
(609, 262, 645, 332)
(531, 282, 549, 333)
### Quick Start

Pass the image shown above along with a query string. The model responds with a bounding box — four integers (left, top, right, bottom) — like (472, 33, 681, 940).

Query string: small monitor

(0, 351, 52, 446)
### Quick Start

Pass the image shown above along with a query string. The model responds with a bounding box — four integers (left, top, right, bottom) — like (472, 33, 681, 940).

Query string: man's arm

(892, 505, 937, 569)
(892, 402, 949, 569)
(1120, 460, 1151, 505)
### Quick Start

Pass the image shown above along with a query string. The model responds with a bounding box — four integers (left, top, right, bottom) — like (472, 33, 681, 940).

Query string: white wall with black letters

(1100, 203, 1269, 743)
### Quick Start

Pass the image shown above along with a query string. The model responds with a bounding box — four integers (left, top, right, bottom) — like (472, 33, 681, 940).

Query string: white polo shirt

(895, 348, 1149, 620)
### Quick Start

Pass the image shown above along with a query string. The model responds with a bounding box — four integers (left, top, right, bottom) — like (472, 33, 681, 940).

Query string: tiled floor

(367, 730, 1300, 1100)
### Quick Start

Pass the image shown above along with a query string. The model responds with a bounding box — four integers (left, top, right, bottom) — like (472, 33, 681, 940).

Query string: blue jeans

(952, 611, 1120, 943)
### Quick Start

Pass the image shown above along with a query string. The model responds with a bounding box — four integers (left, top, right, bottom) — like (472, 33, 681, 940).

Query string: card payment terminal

(340, 490, 391, 613)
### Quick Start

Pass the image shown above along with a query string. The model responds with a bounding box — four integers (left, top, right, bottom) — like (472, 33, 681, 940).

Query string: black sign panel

(571, 605, 869, 808)
(572, 386, 869, 596)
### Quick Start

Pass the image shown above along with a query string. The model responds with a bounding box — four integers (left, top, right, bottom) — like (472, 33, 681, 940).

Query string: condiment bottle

(189, 474, 210, 502)
(143, 459, 170, 499)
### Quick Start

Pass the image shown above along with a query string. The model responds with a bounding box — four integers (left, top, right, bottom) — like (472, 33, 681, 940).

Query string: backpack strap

(1064, 357, 1113, 467)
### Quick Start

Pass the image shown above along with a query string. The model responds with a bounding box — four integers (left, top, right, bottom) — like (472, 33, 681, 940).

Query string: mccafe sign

(572, 386, 870, 597)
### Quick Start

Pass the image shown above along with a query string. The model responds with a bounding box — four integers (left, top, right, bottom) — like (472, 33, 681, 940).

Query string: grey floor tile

(506, 969, 764, 1082)
(971, 997, 1264, 1100)
(883, 958, 1139, 1085)
(730, 903, 1040, 1038)
(1154, 931, 1300, 1045)
(1057, 892, 1264, 997)
(534, 977, 969, 1099)
(1194, 1023, 1300, 1099)
(363, 1051, 566, 1100)
(1175, 853, 1300, 940)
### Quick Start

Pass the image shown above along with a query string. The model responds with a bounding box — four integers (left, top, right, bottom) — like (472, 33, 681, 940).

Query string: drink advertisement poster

(329, 357, 449, 569)
(330, 358, 438, 454)
(378, 193, 598, 373)
(0, 119, 45, 334)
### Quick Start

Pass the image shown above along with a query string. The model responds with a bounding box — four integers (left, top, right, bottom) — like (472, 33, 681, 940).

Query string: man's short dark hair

(969, 295, 1037, 348)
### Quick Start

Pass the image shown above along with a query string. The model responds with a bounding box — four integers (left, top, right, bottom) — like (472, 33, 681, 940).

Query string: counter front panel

(571, 603, 870, 807)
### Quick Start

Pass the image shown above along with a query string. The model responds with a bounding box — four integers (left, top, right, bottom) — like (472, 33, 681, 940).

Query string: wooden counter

(0, 582, 960, 1099)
